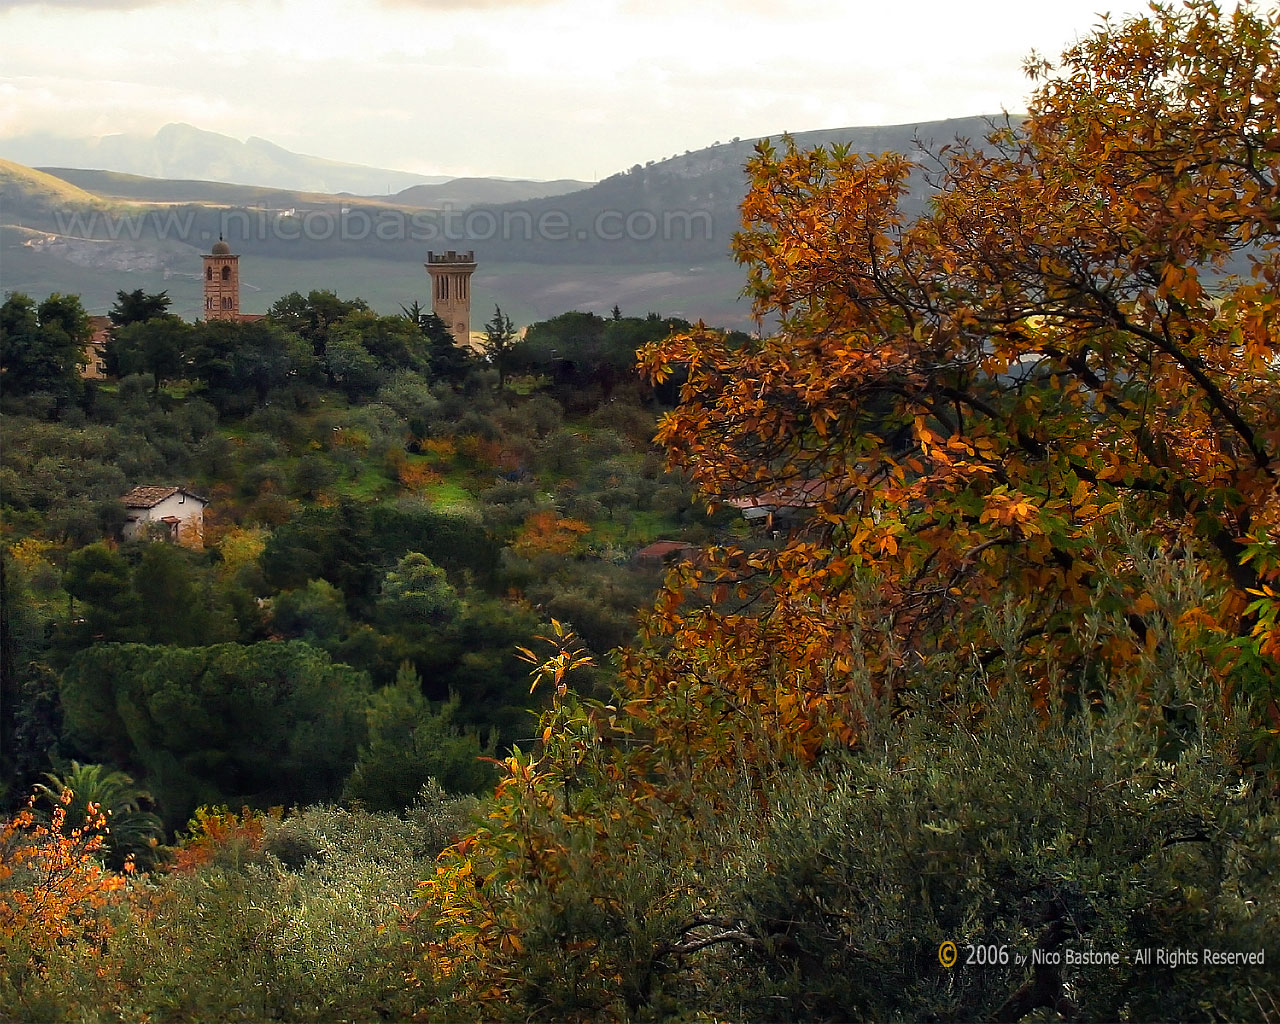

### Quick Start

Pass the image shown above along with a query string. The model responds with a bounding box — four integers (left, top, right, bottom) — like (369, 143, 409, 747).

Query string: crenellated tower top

(425, 250, 477, 345)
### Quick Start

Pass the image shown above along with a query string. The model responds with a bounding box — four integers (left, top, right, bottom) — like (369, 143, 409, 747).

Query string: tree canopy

(0, 292, 89, 401)
(107, 288, 171, 329)
(637, 0, 1280, 759)
(60, 641, 370, 827)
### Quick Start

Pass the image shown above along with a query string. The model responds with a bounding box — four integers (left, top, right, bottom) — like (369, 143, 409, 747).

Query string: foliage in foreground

(412, 562, 1280, 1022)
(0, 788, 477, 1022)
(414, 4, 1280, 1021)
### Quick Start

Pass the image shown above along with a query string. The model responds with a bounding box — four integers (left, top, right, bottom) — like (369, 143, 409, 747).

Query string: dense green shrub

(415, 545, 1280, 1023)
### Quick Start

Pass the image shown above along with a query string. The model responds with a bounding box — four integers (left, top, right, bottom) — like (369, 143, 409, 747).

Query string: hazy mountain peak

(0, 123, 448, 195)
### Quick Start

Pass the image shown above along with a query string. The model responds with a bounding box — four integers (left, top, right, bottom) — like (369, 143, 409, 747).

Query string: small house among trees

(120, 486, 208, 549)
(726, 480, 826, 532)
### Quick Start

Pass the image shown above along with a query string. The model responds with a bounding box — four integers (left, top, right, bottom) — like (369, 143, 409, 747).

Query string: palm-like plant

(35, 761, 166, 870)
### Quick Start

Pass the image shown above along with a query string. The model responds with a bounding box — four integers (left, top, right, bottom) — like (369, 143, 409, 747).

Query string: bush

(9, 797, 477, 1022)
(61, 641, 372, 827)
(414, 556, 1280, 1022)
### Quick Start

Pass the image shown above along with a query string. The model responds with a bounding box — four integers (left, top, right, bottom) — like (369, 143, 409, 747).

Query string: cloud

(376, 0, 556, 7)
(0, 0, 168, 8)
(0, 0, 1164, 181)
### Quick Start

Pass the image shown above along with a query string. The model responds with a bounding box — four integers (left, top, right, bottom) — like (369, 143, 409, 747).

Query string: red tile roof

(120, 486, 207, 508)
(634, 540, 696, 562)
(725, 479, 827, 510)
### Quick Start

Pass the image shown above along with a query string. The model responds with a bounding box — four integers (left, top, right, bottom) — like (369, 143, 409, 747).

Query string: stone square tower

(425, 249, 477, 345)
(202, 237, 241, 320)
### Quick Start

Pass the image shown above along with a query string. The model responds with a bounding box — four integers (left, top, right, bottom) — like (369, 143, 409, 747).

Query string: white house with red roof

(120, 486, 208, 549)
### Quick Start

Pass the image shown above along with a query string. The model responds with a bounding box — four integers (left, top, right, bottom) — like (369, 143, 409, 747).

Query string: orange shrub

(511, 511, 591, 559)
(398, 460, 443, 492)
(168, 805, 280, 874)
(420, 437, 457, 463)
(0, 791, 132, 954)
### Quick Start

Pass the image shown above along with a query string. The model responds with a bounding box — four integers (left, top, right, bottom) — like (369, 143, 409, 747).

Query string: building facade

(82, 316, 111, 379)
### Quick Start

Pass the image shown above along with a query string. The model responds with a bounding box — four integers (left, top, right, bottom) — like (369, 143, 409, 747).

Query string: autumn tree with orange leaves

(0, 790, 134, 1004)
(414, 6, 1280, 1018)
(636, 0, 1280, 762)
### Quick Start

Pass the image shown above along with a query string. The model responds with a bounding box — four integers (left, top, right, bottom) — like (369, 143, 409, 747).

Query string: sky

(0, 0, 1168, 182)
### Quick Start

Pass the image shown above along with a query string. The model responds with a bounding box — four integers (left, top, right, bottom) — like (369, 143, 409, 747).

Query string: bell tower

(425, 250, 476, 345)
(203, 236, 240, 320)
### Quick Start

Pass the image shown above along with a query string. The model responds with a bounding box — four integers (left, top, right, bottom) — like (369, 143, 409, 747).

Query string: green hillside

(38, 167, 592, 213)
(385, 176, 592, 208)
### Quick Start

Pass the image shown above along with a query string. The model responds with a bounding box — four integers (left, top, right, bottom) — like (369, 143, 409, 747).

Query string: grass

(342, 465, 394, 500)
(423, 479, 475, 512)
(588, 510, 673, 547)
(0, 159, 105, 208)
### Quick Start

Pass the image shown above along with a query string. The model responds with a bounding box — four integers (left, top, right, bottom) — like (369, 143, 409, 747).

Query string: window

(206, 266, 213, 280)
(221, 266, 231, 281)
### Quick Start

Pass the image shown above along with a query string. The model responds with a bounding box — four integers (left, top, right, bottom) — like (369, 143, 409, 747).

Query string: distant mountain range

(0, 116, 1011, 326)
(1, 123, 453, 195)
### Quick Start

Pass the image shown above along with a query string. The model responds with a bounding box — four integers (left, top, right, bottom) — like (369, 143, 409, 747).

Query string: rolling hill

(457, 115, 1005, 266)
(34, 168, 408, 209)
(0, 158, 107, 213)
(37, 167, 590, 211)
(380, 177, 591, 208)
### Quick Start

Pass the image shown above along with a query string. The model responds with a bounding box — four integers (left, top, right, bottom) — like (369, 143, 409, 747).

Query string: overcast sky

(1, 0, 1166, 181)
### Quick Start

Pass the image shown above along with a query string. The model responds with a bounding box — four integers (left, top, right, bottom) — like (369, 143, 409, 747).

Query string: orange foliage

(168, 805, 280, 874)
(414, 623, 610, 1007)
(398, 460, 443, 492)
(419, 437, 457, 463)
(0, 791, 132, 954)
(455, 434, 504, 470)
(634, 0, 1280, 761)
(511, 510, 591, 558)
(417, 6, 1280, 1012)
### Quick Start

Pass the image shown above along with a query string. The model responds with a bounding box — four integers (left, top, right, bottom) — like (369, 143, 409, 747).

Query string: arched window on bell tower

(202, 236, 241, 321)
